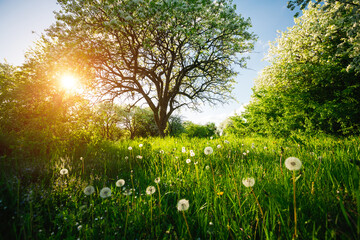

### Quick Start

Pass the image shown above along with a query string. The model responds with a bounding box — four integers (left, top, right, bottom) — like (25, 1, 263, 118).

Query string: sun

(60, 74, 78, 90)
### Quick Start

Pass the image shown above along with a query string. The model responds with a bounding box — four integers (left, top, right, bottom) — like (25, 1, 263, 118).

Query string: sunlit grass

(0, 135, 359, 239)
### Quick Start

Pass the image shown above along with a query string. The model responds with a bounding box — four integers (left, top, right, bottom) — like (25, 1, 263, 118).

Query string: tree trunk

(157, 121, 167, 138)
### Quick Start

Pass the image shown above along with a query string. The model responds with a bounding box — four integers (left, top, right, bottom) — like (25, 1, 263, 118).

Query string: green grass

(1, 135, 360, 239)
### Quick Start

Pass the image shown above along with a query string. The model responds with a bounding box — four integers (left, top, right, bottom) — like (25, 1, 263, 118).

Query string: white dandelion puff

(139, 144, 143, 148)
(177, 199, 189, 211)
(186, 159, 191, 164)
(154, 177, 160, 184)
(242, 177, 255, 188)
(116, 179, 125, 187)
(60, 168, 68, 175)
(285, 157, 302, 171)
(100, 187, 111, 198)
(146, 186, 156, 195)
(190, 150, 195, 157)
(182, 147, 186, 153)
(204, 147, 213, 155)
(217, 145, 221, 149)
(83, 185, 95, 195)
(128, 146, 133, 150)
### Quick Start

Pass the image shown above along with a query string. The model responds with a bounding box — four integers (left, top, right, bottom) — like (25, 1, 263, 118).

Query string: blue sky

(0, 0, 296, 126)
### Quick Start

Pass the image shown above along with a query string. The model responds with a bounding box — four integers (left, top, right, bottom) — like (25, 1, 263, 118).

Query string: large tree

(45, 0, 256, 137)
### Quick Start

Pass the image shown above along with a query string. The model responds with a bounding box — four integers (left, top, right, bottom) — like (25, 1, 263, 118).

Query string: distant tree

(167, 115, 185, 137)
(117, 106, 159, 139)
(45, 0, 256, 137)
(245, 2, 360, 136)
(93, 102, 124, 140)
(184, 121, 216, 138)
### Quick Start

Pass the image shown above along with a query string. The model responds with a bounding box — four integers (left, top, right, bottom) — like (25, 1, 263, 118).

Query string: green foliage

(222, 114, 249, 136)
(183, 121, 216, 138)
(243, 2, 360, 137)
(0, 54, 95, 158)
(166, 115, 186, 137)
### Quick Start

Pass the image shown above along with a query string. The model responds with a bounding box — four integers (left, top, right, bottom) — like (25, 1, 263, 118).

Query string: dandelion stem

(182, 211, 193, 240)
(280, 148, 284, 176)
(150, 196, 153, 238)
(251, 188, 264, 219)
(156, 183, 162, 218)
(293, 171, 298, 238)
(124, 200, 129, 239)
(209, 159, 217, 194)
(82, 158, 84, 175)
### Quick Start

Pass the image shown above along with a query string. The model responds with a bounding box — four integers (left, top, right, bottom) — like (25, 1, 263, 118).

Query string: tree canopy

(45, 0, 256, 137)
(241, 1, 360, 136)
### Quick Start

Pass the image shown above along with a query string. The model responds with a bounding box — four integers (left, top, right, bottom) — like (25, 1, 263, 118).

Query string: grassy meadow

(1, 135, 360, 239)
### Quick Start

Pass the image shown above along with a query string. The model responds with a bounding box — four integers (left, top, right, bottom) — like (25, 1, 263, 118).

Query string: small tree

(117, 106, 159, 139)
(46, 0, 256, 137)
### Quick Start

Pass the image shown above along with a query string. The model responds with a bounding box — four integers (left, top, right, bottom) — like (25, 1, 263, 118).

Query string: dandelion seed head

(285, 157, 302, 171)
(204, 146, 213, 155)
(182, 147, 186, 153)
(205, 165, 210, 170)
(242, 177, 255, 188)
(139, 144, 143, 148)
(83, 185, 95, 195)
(186, 159, 191, 164)
(116, 179, 125, 187)
(60, 168, 68, 175)
(154, 177, 160, 184)
(146, 186, 156, 195)
(100, 187, 111, 198)
(217, 145, 221, 149)
(128, 146, 132, 150)
(177, 199, 189, 211)
(160, 150, 164, 154)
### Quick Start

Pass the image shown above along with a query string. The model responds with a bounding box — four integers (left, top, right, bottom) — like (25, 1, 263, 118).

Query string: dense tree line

(225, 1, 360, 137)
